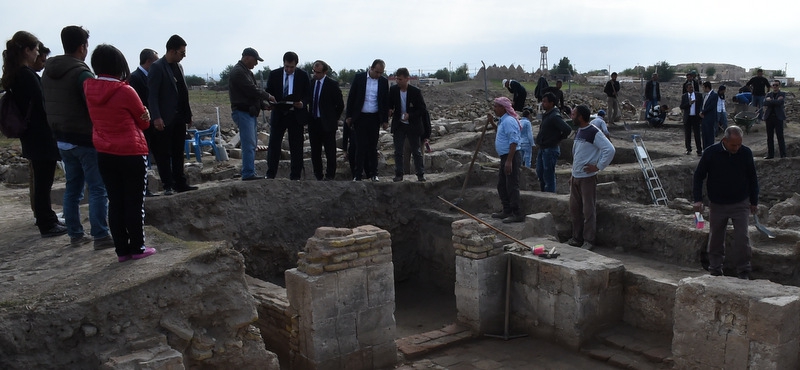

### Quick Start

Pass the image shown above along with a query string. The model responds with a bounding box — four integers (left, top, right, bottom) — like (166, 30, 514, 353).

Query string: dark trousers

(266, 112, 304, 179)
(98, 153, 147, 257)
(569, 175, 598, 244)
(701, 119, 716, 150)
(765, 116, 786, 158)
(308, 118, 337, 180)
(497, 152, 521, 215)
(393, 127, 424, 176)
(707, 199, 751, 275)
(684, 115, 702, 153)
(354, 113, 380, 179)
(152, 120, 188, 190)
(30, 159, 59, 231)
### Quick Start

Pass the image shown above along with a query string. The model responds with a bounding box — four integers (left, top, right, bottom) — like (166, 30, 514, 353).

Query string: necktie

(313, 80, 321, 118)
(283, 74, 289, 97)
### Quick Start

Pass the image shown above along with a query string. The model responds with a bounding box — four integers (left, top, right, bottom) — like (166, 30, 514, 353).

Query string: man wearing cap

(503, 79, 527, 112)
(229, 47, 274, 180)
(644, 73, 660, 114)
(746, 69, 770, 121)
(603, 72, 621, 125)
(265, 51, 311, 180)
(489, 97, 524, 223)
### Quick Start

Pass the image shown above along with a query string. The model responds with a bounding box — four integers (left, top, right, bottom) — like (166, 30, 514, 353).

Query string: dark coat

(127, 67, 149, 107)
(645, 80, 661, 101)
(345, 71, 389, 124)
(680, 92, 702, 123)
(309, 76, 344, 132)
(389, 84, 430, 138)
(148, 56, 192, 126)
(13, 67, 60, 161)
(266, 67, 311, 125)
(763, 91, 786, 121)
(701, 90, 718, 126)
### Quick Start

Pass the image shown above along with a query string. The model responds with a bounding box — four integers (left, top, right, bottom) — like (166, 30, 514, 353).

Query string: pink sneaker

(118, 255, 132, 263)
(131, 247, 157, 260)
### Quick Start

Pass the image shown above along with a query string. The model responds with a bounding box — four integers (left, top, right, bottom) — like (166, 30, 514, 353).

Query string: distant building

(418, 78, 444, 86)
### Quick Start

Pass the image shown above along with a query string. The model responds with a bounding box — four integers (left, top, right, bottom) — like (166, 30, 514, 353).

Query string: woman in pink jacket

(84, 44, 155, 262)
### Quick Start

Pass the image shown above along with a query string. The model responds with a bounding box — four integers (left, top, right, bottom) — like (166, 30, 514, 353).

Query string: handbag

(0, 91, 31, 138)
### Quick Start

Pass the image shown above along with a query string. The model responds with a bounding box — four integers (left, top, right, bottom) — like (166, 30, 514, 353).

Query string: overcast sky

(3, 0, 800, 80)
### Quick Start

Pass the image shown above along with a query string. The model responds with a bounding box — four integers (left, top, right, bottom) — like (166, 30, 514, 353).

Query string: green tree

(551, 57, 576, 76)
(705, 66, 716, 79)
(774, 70, 785, 77)
(620, 66, 645, 77)
(432, 68, 450, 81)
(217, 64, 235, 88)
(644, 61, 676, 82)
(185, 74, 206, 86)
(253, 66, 271, 81)
(299, 62, 314, 76)
(452, 63, 469, 82)
(337, 68, 363, 84)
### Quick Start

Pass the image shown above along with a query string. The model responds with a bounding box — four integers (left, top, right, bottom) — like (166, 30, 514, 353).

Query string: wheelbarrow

(733, 111, 758, 133)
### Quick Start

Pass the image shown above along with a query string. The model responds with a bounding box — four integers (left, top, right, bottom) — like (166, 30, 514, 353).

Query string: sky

(3, 0, 800, 80)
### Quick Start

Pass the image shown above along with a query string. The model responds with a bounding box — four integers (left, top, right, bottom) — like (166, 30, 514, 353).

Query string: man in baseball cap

(242, 47, 263, 62)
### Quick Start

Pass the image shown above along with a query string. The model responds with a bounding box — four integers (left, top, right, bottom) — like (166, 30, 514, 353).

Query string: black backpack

(0, 91, 31, 138)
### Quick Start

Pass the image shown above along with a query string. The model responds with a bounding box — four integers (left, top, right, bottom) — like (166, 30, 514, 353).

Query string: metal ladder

(632, 135, 668, 205)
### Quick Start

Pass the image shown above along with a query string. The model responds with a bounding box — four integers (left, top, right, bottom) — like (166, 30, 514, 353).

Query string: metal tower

(539, 46, 548, 72)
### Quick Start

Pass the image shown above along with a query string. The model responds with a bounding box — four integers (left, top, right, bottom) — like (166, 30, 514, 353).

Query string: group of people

(0, 26, 208, 262)
(229, 52, 431, 183)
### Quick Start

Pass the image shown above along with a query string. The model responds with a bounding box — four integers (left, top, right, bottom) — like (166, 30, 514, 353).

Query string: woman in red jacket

(84, 44, 155, 262)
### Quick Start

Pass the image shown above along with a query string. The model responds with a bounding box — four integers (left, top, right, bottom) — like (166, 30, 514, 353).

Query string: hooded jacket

(41, 55, 94, 147)
(83, 76, 150, 156)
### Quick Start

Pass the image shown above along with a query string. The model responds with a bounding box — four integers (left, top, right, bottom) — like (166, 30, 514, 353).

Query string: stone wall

(673, 276, 800, 369)
(247, 276, 292, 367)
(285, 225, 397, 370)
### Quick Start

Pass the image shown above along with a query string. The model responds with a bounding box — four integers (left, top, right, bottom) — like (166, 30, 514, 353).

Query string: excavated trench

(144, 140, 800, 341)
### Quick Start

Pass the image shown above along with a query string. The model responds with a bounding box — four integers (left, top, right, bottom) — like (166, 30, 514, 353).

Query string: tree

(185, 74, 206, 86)
(774, 70, 785, 77)
(453, 63, 469, 82)
(253, 66, 271, 81)
(337, 68, 363, 85)
(705, 66, 716, 79)
(432, 68, 450, 81)
(643, 61, 676, 82)
(217, 64, 235, 88)
(551, 57, 576, 76)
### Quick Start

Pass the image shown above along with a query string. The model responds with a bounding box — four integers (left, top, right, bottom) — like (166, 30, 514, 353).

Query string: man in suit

(345, 59, 389, 181)
(148, 35, 197, 195)
(700, 81, 719, 150)
(265, 51, 310, 180)
(644, 73, 661, 114)
(128, 48, 159, 196)
(680, 82, 703, 156)
(230, 47, 273, 180)
(503, 78, 527, 112)
(762, 80, 786, 159)
(308, 60, 344, 180)
(389, 67, 429, 182)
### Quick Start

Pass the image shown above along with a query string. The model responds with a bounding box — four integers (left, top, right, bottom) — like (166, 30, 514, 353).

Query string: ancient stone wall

(285, 226, 397, 370)
(673, 276, 800, 369)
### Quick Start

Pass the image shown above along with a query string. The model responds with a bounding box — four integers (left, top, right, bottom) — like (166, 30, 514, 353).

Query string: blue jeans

(751, 95, 765, 120)
(60, 146, 109, 239)
(716, 112, 728, 135)
(536, 146, 560, 193)
(519, 148, 532, 167)
(646, 99, 658, 113)
(232, 110, 258, 178)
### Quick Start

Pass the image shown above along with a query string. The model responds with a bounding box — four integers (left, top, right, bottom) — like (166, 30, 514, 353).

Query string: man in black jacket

(345, 59, 389, 181)
(603, 72, 621, 125)
(693, 125, 759, 280)
(644, 73, 660, 114)
(745, 69, 771, 121)
(308, 60, 344, 180)
(389, 68, 429, 182)
(535, 92, 572, 193)
(503, 79, 527, 111)
(128, 48, 158, 195)
(762, 80, 786, 159)
(265, 51, 310, 180)
(229, 47, 273, 180)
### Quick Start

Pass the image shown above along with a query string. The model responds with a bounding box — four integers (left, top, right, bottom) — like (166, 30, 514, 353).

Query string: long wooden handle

(438, 196, 530, 249)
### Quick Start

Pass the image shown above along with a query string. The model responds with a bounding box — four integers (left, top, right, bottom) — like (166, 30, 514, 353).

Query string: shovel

(754, 214, 776, 239)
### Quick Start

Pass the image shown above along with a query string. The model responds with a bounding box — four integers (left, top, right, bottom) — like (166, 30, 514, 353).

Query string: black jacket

(128, 67, 149, 107)
(229, 61, 269, 116)
(266, 67, 311, 125)
(346, 71, 389, 124)
(389, 84, 430, 138)
(308, 76, 344, 132)
(535, 108, 572, 148)
(12, 67, 60, 161)
(603, 79, 620, 97)
(42, 55, 94, 147)
(693, 141, 758, 205)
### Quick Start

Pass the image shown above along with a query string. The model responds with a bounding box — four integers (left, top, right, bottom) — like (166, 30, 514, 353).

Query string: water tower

(539, 46, 548, 72)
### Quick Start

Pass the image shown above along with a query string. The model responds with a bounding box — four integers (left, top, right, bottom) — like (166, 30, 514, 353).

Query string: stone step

(396, 323, 475, 360)
(582, 323, 673, 370)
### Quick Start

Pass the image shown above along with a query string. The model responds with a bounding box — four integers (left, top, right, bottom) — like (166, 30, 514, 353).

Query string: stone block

(371, 341, 399, 369)
(314, 227, 354, 238)
(749, 295, 800, 345)
(356, 304, 396, 346)
(336, 268, 368, 312)
(366, 263, 395, 307)
(520, 212, 558, 239)
(596, 181, 620, 198)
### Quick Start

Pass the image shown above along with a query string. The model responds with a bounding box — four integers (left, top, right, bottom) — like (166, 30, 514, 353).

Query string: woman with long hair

(83, 44, 155, 262)
(2, 31, 66, 237)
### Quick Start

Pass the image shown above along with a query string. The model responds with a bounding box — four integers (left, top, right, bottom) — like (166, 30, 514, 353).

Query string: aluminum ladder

(632, 135, 668, 205)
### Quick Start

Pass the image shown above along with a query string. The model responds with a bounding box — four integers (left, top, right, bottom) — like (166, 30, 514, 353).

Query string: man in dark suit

(389, 67, 429, 182)
(345, 59, 389, 181)
(644, 73, 661, 114)
(148, 35, 197, 195)
(700, 81, 719, 150)
(128, 48, 158, 196)
(762, 80, 786, 159)
(308, 60, 344, 180)
(265, 51, 310, 180)
(680, 83, 703, 156)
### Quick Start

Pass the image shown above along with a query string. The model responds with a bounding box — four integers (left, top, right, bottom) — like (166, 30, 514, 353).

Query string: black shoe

(175, 185, 198, 193)
(417, 175, 426, 182)
(491, 211, 511, 219)
(41, 224, 68, 238)
(502, 214, 525, 223)
(763, 156, 774, 159)
(393, 175, 403, 182)
(685, 150, 691, 155)
(696, 151, 702, 157)
(370, 176, 380, 182)
(737, 271, 751, 280)
(145, 189, 159, 197)
(709, 270, 723, 277)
